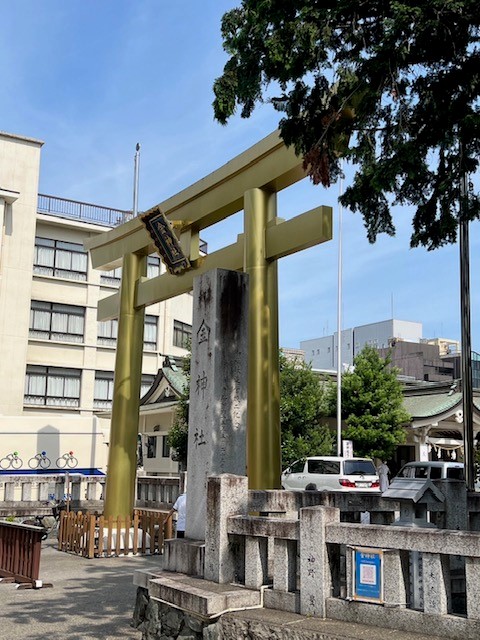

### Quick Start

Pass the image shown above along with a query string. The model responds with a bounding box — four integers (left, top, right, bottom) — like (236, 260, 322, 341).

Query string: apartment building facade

(0, 131, 192, 475)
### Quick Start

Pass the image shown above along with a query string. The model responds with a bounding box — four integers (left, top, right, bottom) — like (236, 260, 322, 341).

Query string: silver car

(281, 456, 380, 492)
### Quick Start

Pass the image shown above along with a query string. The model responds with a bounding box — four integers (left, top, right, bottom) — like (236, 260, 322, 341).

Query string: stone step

(148, 571, 262, 620)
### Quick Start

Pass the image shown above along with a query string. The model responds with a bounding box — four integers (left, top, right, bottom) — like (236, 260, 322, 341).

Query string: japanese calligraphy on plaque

(140, 206, 190, 275)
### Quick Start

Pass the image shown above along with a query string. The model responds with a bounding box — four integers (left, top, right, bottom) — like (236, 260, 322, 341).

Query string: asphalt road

(0, 537, 162, 640)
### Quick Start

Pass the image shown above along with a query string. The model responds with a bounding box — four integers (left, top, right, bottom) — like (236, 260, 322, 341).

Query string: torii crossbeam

(85, 131, 332, 519)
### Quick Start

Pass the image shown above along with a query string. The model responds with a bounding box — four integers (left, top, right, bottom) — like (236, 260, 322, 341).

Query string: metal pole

(336, 170, 343, 456)
(459, 162, 475, 491)
(133, 143, 141, 217)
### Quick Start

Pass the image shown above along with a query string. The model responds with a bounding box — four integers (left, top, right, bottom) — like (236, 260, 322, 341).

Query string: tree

(167, 351, 191, 470)
(331, 345, 410, 460)
(280, 351, 333, 467)
(213, 2, 480, 249)
(168, 350, 334, 469)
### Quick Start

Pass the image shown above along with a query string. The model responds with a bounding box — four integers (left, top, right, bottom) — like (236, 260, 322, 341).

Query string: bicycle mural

(56, 451, 78, 469)
(28, 451, 51, 469)
(0, 451, 23, 470)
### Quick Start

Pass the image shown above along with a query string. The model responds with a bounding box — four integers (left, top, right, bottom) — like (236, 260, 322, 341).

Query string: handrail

(38, 193, 132, 227)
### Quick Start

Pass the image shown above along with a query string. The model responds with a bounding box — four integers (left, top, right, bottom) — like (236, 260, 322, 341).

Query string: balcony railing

(38, 193, 209, 252)
(38, 194, 133, 227)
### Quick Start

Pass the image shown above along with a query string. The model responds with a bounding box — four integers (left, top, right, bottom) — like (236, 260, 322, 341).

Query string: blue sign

(353, 547, 383, 603)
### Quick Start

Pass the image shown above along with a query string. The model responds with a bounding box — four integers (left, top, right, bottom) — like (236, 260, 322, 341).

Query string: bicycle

(28, 451, 51, 470)
(0, 451, 23, 470)
(56, 451, 78, 468)
(22, 503, 61, 541)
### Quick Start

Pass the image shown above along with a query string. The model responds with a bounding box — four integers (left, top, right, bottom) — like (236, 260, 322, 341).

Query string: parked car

(281, 456, 380, 492)
(395, 461, 465, 481)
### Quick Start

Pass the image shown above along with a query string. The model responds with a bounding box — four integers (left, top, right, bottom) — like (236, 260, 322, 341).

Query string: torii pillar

(85, 131, 332, 519)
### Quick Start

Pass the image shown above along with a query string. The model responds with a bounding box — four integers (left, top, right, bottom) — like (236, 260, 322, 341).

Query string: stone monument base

(163, 537, 205, 577)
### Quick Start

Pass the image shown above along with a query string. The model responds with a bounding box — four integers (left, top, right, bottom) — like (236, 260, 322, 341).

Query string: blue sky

(1, 1, 479, 351)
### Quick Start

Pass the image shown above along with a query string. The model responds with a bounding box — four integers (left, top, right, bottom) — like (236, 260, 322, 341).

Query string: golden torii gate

(85, 131, 332, 519)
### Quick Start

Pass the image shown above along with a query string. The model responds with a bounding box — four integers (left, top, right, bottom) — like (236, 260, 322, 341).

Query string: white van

(281, 456, 380, 492)
(395, 461, 465, 481)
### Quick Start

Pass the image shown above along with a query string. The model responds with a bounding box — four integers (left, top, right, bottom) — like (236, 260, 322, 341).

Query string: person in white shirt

(377, 461, 391, 493)
(168, 492, 187, 538)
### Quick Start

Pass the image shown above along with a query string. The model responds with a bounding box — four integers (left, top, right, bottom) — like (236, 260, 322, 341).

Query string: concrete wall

(0, 132, 43, 415)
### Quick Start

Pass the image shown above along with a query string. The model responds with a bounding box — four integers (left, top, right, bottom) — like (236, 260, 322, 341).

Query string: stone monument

(185, 268, 248, 541)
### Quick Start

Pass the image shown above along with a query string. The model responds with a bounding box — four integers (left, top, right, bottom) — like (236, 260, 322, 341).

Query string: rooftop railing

(38, 193, 133, 227)
(37, 193, 209, 252)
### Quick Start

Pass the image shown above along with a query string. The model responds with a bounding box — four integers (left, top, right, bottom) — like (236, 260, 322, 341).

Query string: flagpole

(133, 143, 141, 217)
(336, 166, 343, 456)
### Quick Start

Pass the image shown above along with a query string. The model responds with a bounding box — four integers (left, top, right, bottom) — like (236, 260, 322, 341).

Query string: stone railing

(0, 474, 180, 516)
(136, 476, 181, 509)
(203, 475, 480, 640)
(0, 474, 105, 516)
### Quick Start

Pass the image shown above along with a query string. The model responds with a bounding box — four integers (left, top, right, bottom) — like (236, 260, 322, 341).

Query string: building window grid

(144, 315, 158, 351)
(94, 372, 155, 409)
(100, 265, 122, 286)
(24, 365, 81, 408)
(97, 316, 157, 350)
(173, 320, 192, 349)
(33, 237, 88, 281)
(99, 256, 161, 287)
(29, 301, 85, 343)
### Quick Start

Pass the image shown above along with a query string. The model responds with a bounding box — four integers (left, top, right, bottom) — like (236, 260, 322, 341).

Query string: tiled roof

(403, 392, 463, 419)
(163, 366, 187, 395)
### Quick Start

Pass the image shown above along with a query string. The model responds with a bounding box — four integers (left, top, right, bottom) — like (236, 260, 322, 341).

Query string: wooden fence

(0, 521, 47, 588)
(58, 509, 173, 558)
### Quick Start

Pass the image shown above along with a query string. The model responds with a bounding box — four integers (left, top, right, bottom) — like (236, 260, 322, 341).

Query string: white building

(301, 319, 423, 370)
(0, 131, 193, 476)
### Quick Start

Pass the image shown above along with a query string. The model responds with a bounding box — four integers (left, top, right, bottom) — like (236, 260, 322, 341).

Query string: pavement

(0, 537, 448, 640)
(0, 536, 162, 640)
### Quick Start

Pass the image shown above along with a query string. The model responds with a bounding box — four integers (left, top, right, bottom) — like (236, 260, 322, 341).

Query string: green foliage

(331, 346, 410, 460)
(280, 351, 334, 467)
(167, 353, 190, 469)
(213, 1, 480, 249)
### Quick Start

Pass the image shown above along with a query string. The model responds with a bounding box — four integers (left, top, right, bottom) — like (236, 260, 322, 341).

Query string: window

(144, 315, 157, 350)
(307, 460, 341, 475)
(29, 301, 85, 343)
(162, 436, 170, 458)
(94, 372, 156, 408)
(289, 460, 306, 473)
(98, 318, 118, 346)
(33, 237, 88, 281)
(147, 436, 157, 459)
(94, 371, 114, 410)
(98, 317, 157, 350)
(24, 365, 81, 407)
(173, 320, 192, 349)
(343, 460, 377, 476)
(147, 255, 161, 279)
(100, 265, 121, 286)
(140, 374, 155, 398)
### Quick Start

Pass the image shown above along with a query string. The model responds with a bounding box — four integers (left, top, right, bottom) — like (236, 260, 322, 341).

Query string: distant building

(301, 319, 423, 370)
(281, 348, 305, 364)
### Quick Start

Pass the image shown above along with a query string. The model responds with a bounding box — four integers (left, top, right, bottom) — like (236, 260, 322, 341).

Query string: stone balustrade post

(21, 481, 32, 501)
(273, 538, 297, 592)
(245, 536, 268, 589)
(383, 549, 409, 607)
(465, 557, 480, 619)
(204, 474, 248, 584)
(38, 481, 49, 501)
(5, 482, 14, 501)
(299, 505, 340, 618)
(422, 552, 450, 614)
